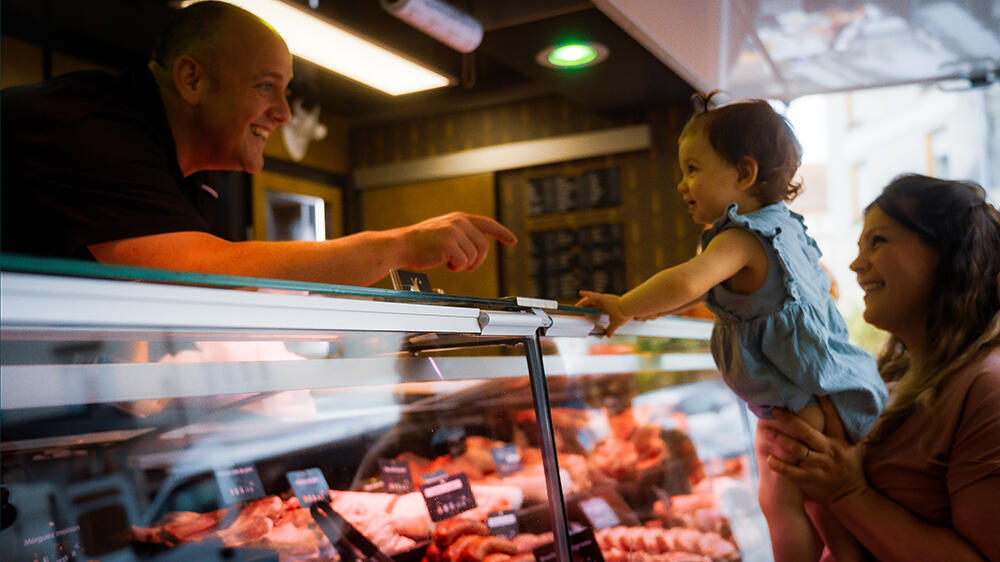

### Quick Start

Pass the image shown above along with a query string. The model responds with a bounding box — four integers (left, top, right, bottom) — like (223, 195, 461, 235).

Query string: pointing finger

(466, 215, 517, 245)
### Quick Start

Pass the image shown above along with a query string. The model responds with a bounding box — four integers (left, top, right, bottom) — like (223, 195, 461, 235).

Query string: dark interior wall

(349, 95, 702, 298)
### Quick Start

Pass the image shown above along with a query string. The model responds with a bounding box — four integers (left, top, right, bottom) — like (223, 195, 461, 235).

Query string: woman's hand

(576, 290, 628, 336)
(759, 396, 870, 504)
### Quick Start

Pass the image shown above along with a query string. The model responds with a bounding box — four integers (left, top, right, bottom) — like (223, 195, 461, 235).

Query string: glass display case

(0, 256, 768, 562)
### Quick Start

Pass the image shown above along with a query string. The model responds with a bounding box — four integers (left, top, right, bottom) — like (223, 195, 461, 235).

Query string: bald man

(1, 1, 515, 286)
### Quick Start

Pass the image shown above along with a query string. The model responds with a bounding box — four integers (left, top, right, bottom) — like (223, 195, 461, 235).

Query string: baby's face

(676, 131, 750, 224)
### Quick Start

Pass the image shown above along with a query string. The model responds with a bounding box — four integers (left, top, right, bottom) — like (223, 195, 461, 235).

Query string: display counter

(0, 256, 769, 562)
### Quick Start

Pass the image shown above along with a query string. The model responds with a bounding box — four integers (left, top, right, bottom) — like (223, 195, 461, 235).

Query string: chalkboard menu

(526, 168, 622, 216)
(529, 224, 626, 301)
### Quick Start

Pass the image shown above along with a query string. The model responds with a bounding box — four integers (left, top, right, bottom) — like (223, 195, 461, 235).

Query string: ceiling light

(536, 42, 609, 69)
(182, 0, 452, 95)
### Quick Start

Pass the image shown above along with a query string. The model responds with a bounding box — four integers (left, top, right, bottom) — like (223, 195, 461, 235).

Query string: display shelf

(0, 354, 543, 409)
(539, 352, 717, 377)
(1, 272, 484, 335)
(0, 260, 762, 562)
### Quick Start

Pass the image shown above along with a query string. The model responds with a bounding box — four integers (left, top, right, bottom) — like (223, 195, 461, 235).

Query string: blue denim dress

(701, 203, 887, 442)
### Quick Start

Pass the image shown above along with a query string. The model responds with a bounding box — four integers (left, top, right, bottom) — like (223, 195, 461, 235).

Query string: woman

(759, 174, 1000, 560)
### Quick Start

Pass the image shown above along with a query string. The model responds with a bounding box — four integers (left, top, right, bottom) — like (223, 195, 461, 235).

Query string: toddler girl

(577, 95, 887, 561)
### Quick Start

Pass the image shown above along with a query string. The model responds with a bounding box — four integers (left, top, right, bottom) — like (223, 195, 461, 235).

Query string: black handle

(310, 500, 394, 562)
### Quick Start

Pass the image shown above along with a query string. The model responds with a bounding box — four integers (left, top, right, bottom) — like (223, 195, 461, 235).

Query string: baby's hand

(577, 290, 628, 336)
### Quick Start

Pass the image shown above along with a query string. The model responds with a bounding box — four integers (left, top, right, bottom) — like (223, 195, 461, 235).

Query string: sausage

(434, 518, 490, 550)
(464, 536, 518, 561)
(424, 541, 442, 562)
(481, 554, 512, 562)
(444, 535, 484, 562)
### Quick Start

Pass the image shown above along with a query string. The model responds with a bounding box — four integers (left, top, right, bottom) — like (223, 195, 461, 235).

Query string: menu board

(526, 168, 622, 216)
(529, 224, 626, 301)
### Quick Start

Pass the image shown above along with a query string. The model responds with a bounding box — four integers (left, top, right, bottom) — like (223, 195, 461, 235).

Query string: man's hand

(397, 212, 517, 272)
(576, 290, 628, 336)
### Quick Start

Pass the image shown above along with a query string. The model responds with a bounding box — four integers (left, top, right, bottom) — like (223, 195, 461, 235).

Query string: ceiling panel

(596, 0, 1000, 101)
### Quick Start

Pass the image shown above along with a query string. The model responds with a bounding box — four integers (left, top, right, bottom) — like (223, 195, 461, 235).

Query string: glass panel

(727, 1, 1000, 100)
(540, 333, 770, 562)
(0, 254, 538, 311)
(1, 325, 557, 561)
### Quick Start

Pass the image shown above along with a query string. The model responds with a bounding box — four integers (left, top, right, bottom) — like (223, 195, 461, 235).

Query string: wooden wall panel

(350, 96, 640, 168)
(360, 173, 500, 297)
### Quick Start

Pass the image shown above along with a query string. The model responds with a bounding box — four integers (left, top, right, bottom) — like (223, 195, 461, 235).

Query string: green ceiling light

(550, 44, 597, 66)
(536, 41, 609, 69)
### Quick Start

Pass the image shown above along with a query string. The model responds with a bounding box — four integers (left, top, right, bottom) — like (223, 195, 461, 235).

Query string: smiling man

(1, 2, 515, 286)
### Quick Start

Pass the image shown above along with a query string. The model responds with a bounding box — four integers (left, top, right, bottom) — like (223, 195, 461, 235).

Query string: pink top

(864, 348, 1000, 526)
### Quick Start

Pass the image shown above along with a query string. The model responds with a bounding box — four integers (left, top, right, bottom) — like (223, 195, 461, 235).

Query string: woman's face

(850, 206, 940, 349)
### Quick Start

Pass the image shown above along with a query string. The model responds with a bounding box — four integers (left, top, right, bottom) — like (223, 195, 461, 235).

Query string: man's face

(197, 20, 292, 173)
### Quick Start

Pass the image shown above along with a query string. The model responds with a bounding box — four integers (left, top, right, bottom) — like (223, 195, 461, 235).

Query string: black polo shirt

(1, 68, 216, 260)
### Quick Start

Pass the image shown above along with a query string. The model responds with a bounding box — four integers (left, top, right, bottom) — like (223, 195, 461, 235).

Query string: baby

(578, 95, 887, 561)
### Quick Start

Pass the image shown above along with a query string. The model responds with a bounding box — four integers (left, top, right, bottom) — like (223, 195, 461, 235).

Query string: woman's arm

(824, 477, 993, 560)
(762, 398, 994, 561)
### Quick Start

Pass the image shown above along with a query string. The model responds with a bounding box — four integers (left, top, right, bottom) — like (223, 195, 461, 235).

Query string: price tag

(378, 459, 414, 494)
(286, 468, 331, 508)
(421, 470, 448, 485)
(533, 528, 605, 562)
(359, 476, 385, 493)
(486, 509, 519, 539)
(420, 473, 477, 522)
(577, 497, 620, 529)
(490, 444, 523, 476)
(390, 269, 434, 292)
(214, 465, 265, 505)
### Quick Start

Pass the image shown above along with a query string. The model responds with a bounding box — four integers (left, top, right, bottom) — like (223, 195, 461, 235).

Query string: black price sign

(490, 444, 523, 476)
(215, 465, 265, 505)
(378, 459, 415, 494)
(420, 473, 477, 522)
(533, 528, 605, 562)
(390, 269, 434, 292)
(286, 468, 331, 508)
(486, 509, 519, 539)
(577, 497, 620, 529)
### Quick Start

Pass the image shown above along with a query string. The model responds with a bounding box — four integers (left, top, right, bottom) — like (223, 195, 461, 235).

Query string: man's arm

(89, 212, 517, 287)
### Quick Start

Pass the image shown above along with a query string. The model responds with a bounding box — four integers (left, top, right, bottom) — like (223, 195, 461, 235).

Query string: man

(1, 2, 515, 287)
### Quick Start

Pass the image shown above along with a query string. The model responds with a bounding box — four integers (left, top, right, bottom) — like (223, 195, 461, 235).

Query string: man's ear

(736, 156, 759, 190)
(173, 55, 205, 106)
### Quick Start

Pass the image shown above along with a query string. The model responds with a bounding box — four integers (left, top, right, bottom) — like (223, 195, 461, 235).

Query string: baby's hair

(681, 93, 803, 205)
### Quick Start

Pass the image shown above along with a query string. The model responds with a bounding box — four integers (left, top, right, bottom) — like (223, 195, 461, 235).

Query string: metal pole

(524, 334, 572, 562)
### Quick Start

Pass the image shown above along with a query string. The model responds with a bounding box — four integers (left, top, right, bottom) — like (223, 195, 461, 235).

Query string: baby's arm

(577, 229, 761, 336)
(619, 228, 762, 318)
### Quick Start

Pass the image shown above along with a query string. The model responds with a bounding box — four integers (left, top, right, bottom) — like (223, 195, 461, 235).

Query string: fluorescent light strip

(183, 0, 451, 95)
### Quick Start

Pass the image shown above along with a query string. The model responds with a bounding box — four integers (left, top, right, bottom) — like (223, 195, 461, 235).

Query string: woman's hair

(681, 92, 803, 205)
(866, 174, 1000, 445)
